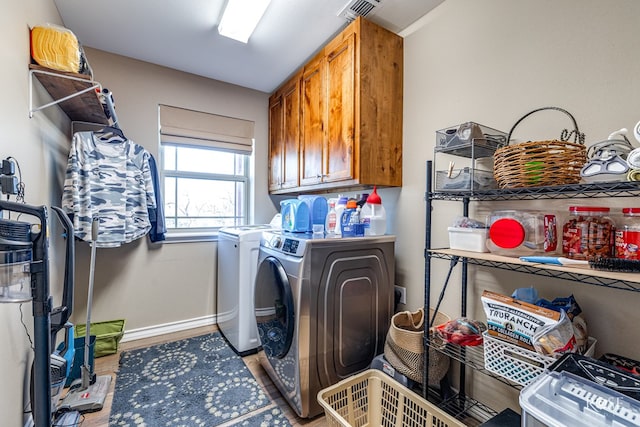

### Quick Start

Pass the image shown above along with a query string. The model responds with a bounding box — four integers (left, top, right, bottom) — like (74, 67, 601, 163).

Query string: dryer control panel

(260, 231, 308, 257)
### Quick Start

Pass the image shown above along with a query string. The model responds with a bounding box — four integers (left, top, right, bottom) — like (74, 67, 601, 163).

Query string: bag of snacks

(532, 310, 577, 356)
(434, 317, 486, 346)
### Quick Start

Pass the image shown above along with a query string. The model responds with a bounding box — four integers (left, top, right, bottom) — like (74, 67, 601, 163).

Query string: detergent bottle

(325, 200, 337, 237)
(334, 196, 348, 236)
(340, 199, 360, 237)
(361, 186, 387, 236)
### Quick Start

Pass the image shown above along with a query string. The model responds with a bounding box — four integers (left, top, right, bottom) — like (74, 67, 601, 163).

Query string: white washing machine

(217, 224, 273, 355)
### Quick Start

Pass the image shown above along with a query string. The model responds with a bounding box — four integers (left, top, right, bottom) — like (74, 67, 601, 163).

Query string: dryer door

(254, 256, 295, 358)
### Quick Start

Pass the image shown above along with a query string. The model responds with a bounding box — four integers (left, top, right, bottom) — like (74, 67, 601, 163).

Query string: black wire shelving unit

(422, 160, 640, 424)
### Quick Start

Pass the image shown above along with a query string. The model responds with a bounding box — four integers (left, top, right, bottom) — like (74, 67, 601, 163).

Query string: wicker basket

(493, 107, 587, 188)
(383, 308, 450, 385)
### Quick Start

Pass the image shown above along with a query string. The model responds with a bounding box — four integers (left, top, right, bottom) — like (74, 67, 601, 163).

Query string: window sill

(160, 231, 218, 244)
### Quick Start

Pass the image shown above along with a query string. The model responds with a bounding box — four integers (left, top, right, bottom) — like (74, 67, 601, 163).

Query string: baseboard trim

(121, 315, 217, 343)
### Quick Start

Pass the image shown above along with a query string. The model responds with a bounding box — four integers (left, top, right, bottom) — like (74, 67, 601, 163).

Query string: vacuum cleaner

(59, 217, 112, 413)
(0, 200, 80, 427)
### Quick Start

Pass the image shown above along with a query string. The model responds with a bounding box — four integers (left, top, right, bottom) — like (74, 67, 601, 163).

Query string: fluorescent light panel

(218, 0, 271, 43)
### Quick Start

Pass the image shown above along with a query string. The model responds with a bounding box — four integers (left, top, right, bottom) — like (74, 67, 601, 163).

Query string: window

(159, 105, 254, 237)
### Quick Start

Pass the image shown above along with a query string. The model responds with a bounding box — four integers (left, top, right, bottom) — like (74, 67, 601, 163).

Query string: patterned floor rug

(109, 332, 290, 427)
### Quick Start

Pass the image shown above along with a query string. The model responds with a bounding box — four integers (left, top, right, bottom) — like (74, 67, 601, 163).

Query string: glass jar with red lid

(562, 206, 615, 260)
(615, 208, 640, 259)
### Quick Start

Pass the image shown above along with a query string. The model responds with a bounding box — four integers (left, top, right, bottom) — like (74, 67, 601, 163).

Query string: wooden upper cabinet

(281, 77, 300, 189)
(356, 18, 403, 188)
(324, 30, 356, 183)
(269, 17, 403, 194)
(300, 56, 325, 186)
(268, 73, 300, 191)
(268, 93, 284, 191)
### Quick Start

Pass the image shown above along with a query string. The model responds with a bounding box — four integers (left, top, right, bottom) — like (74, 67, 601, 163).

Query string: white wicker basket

(482, 331, 596, 386)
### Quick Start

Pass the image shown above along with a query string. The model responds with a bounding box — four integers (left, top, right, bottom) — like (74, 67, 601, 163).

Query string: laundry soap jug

(280, 199, 310, 232)
(361, 186, 387, 236)
(340, 200, 363, 237)
(334, 196, 348, 236)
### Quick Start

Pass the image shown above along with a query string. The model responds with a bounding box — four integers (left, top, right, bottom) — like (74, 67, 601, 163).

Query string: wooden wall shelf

(29, 64, 110, 124)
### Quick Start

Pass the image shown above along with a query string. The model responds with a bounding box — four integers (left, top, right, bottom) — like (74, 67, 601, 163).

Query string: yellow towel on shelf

(30, 24, 82, 73)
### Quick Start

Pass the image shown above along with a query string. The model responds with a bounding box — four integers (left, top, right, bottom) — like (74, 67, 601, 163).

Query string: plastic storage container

(361, 186, 387, 236)
(435, 168, 497, 191)
(486, 210, 557, 256)
(298, 195, 328, 232)
(280, 199, 310, 232)
(615, 208, 640, 259)
(519, 370, 640, 427)
(562, 206, 615, 260)
(0, 248, 32, 303)
(448, 227, 489, 252)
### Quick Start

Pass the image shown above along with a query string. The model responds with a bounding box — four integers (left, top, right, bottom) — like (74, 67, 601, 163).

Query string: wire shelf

(426, 337, 523, 390)
(429, 180, 640, 201)
(428, 249, 640, 292)
(425, 386, 498, 426)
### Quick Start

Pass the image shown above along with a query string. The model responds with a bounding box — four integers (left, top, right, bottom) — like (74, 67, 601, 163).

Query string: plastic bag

(31, 23, 91, 75)
(451, 216, 486, 229)
(535, 294, 582, 319)
(435, 317, 486, 346)
(532, 310, 577, 357)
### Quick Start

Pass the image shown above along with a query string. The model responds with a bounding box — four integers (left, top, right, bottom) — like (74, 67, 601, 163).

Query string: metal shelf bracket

(29, 68, 102, 118)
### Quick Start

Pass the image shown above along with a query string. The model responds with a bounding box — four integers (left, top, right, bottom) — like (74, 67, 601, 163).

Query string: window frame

(158, 105, 255, 242)
(161, 142, 251, 239)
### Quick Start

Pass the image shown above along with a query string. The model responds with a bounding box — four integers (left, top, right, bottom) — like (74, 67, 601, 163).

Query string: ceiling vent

(337, 0, 382, 22)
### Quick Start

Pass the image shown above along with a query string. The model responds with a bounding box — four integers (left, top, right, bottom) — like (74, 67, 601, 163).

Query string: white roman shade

(159, 104, 254, 154)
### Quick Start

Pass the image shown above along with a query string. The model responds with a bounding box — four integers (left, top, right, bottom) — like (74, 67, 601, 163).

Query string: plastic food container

(448, 227, 489, 252)
(615, 208, 640, 259)
(486, 210, 557, 256)
(562, 206, 615, 260)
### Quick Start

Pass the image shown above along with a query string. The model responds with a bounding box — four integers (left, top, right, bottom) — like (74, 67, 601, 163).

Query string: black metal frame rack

(422, 159, 640, 425)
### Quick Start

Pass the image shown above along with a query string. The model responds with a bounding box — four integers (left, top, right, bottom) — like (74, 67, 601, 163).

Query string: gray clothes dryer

(254, 231, 395, 418)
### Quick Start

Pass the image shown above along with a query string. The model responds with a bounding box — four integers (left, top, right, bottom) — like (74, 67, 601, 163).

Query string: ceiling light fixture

(217, 0, 272, 43)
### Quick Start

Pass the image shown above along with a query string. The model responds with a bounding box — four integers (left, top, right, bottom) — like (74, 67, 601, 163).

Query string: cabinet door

(268, 93, 284, 191)
(300, 57, 325, 186)
(280, 78, 300, 189)
(324, 32, 355, 182)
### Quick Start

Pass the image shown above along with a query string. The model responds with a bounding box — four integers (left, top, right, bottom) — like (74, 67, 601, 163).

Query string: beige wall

(2, 2, 275, 424)
(1, 1, 74, 425)
(399, 0, 640, 413)
(68, 48, 275, 333)
(4, 0, 640, 424)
